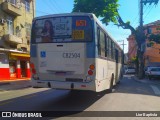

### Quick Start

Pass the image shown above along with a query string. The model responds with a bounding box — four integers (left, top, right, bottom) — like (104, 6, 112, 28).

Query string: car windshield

(127, 67, 135, 69)
(150, 68, 160, 71)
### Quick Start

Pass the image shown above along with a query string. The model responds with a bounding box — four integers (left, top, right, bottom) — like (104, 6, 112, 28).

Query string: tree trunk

(138, 51, 145, 79)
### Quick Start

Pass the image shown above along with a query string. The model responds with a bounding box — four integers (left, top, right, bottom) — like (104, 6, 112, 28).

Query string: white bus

(30, 13, 123, 92)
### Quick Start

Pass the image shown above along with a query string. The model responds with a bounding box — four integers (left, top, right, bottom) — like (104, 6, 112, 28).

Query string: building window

(7, 17, 14, 35)
(7, 0, 17, 5)
(25, 0, 30, 12)
(21, 47, 27, 52)
(147, 28, 152, 34)
(25, 23, 31, 37)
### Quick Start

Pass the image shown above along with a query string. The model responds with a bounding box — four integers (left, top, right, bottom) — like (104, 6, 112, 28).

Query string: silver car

(125, 67, 136, 74)
(146, 67, 160, 80)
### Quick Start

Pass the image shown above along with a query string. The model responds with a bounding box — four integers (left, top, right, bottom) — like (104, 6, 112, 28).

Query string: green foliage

(126, 21, 130, 25)
(147, 41, 154, 47)
(131, 56, 138, 63)
(148, 34, 160, 44)
(73, 0, 119, 25)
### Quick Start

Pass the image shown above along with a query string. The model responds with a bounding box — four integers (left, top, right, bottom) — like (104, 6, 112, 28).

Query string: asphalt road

(0, 75, 160, 120)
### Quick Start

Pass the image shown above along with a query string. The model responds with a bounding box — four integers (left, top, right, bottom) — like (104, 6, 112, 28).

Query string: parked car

(125, 67, 136, 74)
(145, 67, 160, 80)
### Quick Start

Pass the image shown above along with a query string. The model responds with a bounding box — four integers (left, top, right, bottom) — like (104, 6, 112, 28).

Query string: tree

(73, 0, 119, 25)
(73, 0, 145, 78)
(148, 34, 160, 44)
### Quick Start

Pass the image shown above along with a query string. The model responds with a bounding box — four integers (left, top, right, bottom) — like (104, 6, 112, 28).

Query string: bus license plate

(72, 30, 84, 39)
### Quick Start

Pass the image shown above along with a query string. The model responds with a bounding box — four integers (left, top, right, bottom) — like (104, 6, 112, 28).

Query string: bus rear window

(31, 16, 93, 43)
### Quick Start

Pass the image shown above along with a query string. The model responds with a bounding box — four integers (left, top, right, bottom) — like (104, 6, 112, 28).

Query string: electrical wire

(49, 0, 61, 13)
(53, 0, 66, 13)
(144, 5, 155, 20)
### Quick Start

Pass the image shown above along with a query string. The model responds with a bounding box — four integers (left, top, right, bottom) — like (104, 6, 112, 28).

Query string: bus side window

(97, 27, 101, 56)
(107, 37, 109, 58)
(118, 49, 121, 63)
(105, 36, 108, 57)
(108, 38, 112, 59)
(111, 41, 113, 59)
(100, 30, 105, 57)
(111, 42, 115, 60)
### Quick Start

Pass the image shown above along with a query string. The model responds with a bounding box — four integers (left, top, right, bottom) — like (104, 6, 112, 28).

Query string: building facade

(127, 35, 137, 62)
(127, 20, 160, 67)
(0, 0, 35, 80)
(144, 20, 160, 66)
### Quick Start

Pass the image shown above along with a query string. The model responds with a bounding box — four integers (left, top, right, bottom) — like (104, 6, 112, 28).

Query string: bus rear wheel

(107, 74, 114, 93)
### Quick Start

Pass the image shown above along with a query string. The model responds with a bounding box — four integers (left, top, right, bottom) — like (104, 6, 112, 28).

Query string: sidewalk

(0, 78, 31, 91)
(0, 78, 30, 83)
(134, 76, 160, 85)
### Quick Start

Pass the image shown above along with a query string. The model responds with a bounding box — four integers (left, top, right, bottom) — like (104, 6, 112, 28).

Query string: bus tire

(117, 80, 120, 84)
(107, 74, 114, 93)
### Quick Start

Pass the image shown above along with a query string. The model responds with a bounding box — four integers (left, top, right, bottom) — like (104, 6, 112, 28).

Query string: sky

(36, 0, 160, 53)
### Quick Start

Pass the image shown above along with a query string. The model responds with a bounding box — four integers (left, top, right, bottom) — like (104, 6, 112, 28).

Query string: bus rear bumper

(31, 80, 96, 92)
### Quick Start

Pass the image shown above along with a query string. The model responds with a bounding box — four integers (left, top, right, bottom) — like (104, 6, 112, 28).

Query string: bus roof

(33, 12, 123, 51)
(33, 12, 94, 20)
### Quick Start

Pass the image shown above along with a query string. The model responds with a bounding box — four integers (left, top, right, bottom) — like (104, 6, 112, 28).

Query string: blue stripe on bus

(30, 45, 37, 57)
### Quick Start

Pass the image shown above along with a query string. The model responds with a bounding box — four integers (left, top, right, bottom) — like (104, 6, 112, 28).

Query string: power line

(144, 5, 155, 19)
(45, 0, 57, 14)
(53, 0, 66, 12)
(49, 0, 61, 13)
(36, 10, 50, 15)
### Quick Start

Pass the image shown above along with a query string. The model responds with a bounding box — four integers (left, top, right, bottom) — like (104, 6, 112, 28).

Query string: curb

(0, 79, 31, 86)
(0, 82, 10, 86)
(133, 76, 160, 85)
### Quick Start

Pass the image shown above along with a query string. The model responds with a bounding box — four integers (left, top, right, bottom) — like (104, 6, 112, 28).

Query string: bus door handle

(57, 45, 63, 47)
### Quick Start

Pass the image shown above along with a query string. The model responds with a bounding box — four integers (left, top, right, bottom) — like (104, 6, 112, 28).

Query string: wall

(127, 35, 137, 61)
(0, 0, 35, 51)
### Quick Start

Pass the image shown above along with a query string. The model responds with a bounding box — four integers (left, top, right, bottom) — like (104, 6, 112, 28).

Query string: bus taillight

(88, 70, 93, 75)
(88, 64, 95, 76)
(89, 64, 95, 70)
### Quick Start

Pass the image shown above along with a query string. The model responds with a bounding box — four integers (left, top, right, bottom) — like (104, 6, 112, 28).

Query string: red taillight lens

(88, 70, 93, 75)
(32, 69, 36, 74)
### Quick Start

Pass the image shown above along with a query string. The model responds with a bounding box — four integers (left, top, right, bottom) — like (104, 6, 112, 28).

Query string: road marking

(150, 85, 160, 95)
(0, 101, 13, 106)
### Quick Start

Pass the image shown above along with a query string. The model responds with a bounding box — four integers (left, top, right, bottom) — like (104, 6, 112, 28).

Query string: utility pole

(117, 40, 126, 52)
(117, 40, 126, 66)
(138, 0, 159, 79)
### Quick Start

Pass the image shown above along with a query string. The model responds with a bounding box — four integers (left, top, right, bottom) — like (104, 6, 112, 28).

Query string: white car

(125, 67, 136, 74)
(146, 67, 160, 80)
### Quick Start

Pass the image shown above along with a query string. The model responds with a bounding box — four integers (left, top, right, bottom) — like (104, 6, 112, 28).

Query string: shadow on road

(0, 75, 159, 118)
(0, 80, 31, 91)
(0, 87, 108, 118)
(113, 75, 158, 96)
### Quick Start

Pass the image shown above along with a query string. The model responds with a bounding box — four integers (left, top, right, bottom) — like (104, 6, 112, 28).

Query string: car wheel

(148, 76, 152, 80)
